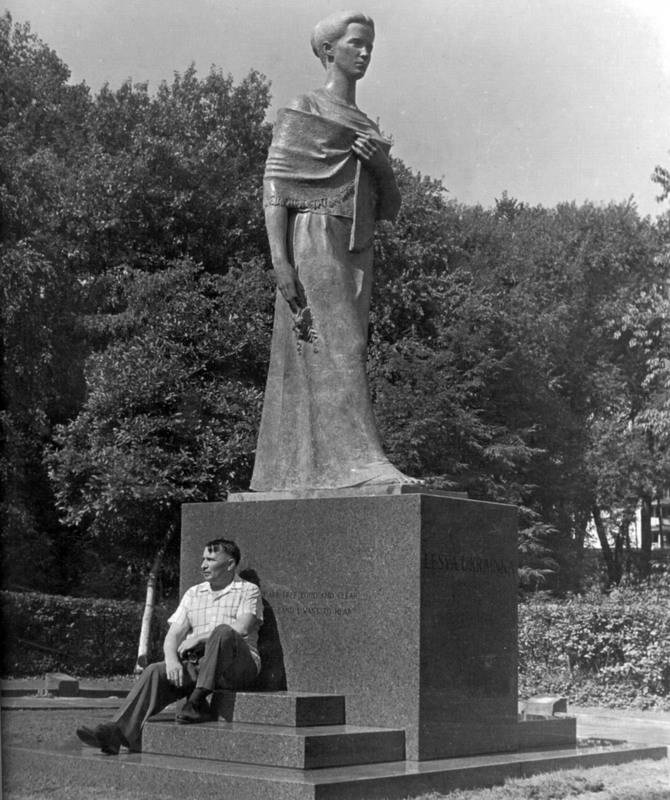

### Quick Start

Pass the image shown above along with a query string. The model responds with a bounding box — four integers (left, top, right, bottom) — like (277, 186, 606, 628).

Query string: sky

(6, 0, 670, 218)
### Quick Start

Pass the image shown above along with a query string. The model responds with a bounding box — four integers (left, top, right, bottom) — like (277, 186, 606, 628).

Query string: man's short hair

(205, 538, 241, 565)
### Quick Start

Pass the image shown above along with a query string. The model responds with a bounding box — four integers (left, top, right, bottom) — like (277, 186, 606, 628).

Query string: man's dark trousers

(111, 624, 258, 750)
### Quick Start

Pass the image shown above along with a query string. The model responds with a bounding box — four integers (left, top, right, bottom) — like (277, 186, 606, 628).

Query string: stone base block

(181, 493, 519, 760)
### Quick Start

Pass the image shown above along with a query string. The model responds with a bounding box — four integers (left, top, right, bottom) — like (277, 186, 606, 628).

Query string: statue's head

(310, 10, 375, 69)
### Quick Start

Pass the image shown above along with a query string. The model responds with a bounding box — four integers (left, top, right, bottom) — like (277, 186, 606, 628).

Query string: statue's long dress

(250, 90, 409, 491)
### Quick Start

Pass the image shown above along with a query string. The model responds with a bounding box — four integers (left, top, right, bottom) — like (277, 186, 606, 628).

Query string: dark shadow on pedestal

(239, 568, 287, 692)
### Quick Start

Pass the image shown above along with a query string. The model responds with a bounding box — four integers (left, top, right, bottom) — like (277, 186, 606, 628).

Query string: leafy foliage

(371, 186, 670, 590)
(2, 14, 274, 596)
(1, 13, 90, 592)
(519, 572, 670, 708)
(369, 170, 542, 501)
(0, 590, 169, 676)
(46, 260, 274, 593)
(64, 65, 271, 276)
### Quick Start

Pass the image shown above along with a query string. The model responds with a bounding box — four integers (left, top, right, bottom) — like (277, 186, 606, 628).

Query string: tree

(577, 159, 670, 584)
(2, 17, 275, 596)
(61, 66, 271, 279)
(46, 63, 274, 600)
(1, 14, 91, 590)
(485, 199, 666, 588)
(371, 184, 668, 590)
(369, 167, 540, 501)
(47, 260, 274, 600)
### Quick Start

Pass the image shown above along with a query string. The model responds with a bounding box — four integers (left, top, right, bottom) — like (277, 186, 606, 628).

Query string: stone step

(209, 690, 346, 726)
(142, 716, 405, 769)
(6, 741, 667, 800)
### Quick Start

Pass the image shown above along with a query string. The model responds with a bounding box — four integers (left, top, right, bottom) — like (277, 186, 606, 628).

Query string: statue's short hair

(205, 538, 241, 565)
(310, 10, 375, 67)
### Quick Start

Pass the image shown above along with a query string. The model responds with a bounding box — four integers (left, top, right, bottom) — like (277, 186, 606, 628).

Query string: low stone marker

(521, 695, 568, 717)
(44, 673, 79, 697)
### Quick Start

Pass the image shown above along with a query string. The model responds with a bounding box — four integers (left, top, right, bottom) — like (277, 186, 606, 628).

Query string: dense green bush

(4, 579, 670, 711)
(0, 591, 170, 676)
(519, 577, 670, 709)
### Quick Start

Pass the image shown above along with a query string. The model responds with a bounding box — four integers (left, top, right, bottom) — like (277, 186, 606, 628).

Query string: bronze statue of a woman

(251, 11, 418, 492)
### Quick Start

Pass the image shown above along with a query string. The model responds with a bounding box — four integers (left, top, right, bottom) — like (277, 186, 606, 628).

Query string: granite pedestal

(181, 492, 518, 760)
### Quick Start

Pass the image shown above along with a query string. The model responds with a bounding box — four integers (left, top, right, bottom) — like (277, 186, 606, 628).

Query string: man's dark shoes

(175, 698, 215, 725)
(76, 723, 124, 755)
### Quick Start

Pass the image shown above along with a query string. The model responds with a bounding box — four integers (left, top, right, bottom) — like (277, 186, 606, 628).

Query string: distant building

(631, 492, 670, 550)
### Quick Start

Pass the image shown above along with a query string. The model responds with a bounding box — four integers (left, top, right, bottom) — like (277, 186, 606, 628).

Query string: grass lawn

(2, 709, 669, 800)
(422, 760, 670, 800)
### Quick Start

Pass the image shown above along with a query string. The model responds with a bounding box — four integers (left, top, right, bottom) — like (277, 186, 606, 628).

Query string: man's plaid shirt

(168, 577, 263, 669)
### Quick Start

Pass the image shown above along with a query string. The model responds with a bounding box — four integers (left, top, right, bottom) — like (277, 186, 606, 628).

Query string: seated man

(76, 537, 263, 755)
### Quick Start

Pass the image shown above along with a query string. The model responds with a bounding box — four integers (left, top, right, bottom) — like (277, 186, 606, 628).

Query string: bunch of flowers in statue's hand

(292, 306, 318, 354)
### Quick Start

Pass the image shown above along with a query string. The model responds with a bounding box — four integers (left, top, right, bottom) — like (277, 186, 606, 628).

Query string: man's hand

(177, 633, 205, 656)
(165, 657, 184, 687)
(273, 259, 305, 314)
(162, 617, 191, 686)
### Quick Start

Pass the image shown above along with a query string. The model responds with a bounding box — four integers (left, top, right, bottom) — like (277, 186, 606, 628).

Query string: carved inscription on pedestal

(264, 588, 358, 617)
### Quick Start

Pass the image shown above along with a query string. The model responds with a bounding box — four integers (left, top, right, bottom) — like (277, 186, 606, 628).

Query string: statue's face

(329, 22, 374, 79)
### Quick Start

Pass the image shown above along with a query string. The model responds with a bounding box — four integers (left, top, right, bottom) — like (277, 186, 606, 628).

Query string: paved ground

(1, 677, 133, 710)
(1, 677, 136, 695)
(2, 679, 670, 750)
(572, 705, 670, 747)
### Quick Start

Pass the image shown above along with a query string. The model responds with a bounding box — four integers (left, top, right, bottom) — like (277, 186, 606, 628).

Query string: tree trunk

(658, 497, 666, 548)
(134, 523, 175, 675)
(592, 506, 617, 587)
(613, 514, 632, 585)
(573, 510, 588, 592)
(640, 494, 653, 577)
(622, 513, 633, 577)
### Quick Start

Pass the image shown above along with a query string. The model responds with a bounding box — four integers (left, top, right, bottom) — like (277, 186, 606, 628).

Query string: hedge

(519, 582, 670, 709)
(1, 591, 170, 677)
(4, 583, 670, 709)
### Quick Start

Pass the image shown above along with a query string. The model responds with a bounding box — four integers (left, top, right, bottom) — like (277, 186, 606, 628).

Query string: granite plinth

(142, 718, 405, 769)
(209, 690, 346, 726)
(181, 493, 518, 760)
(6, 742, 667, 800)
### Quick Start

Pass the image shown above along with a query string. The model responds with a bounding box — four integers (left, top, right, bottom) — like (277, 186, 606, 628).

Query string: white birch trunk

(134, 525, 174, 675)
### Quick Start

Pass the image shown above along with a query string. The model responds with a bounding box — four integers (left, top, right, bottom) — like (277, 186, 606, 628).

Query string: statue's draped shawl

(263, 107, 389, 252)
